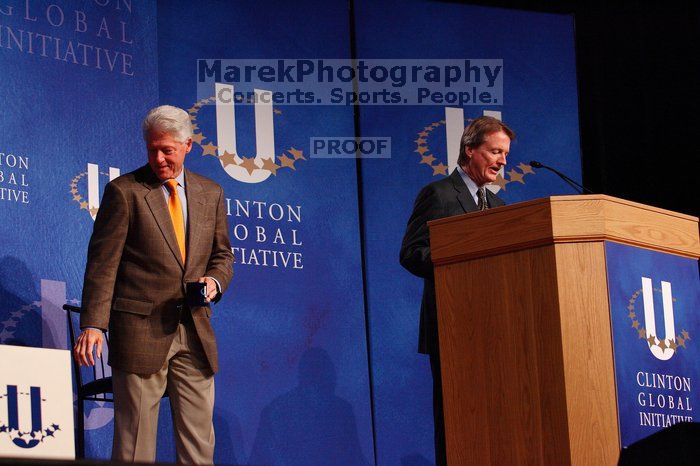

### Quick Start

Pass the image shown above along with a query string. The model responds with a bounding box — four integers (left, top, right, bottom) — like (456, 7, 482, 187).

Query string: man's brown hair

(457, 116, 516, 166)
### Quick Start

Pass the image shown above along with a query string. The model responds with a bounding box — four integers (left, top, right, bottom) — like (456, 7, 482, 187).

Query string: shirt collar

(164, 169, 186, 189)
(456, 164, 480, 200)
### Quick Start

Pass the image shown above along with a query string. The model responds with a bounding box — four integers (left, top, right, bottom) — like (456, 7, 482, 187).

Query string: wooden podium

(427, 195, 699, 465)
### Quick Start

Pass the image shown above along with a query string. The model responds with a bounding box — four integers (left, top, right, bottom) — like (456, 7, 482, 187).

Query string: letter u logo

(87, 163, 120, 220)
(5, 385, 43, 448)
(641, 277, 676, 361)
(215, 83, 275, 184)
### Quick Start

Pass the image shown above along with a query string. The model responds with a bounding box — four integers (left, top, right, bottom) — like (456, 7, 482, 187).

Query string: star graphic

(44, 428, 54, 437)
(627, 304, 634, 311)
(70, 188, 78, 195)
(278, 154, 296, 170)
(219, 151, 238, 168)
(631, 320, 640, 329)
(677, 337, 686, 348)
(288, 147, 306, 160)
(415, 145, 429, 155)
(420, 154, 436, 165)
(658, 339, 667, 350)
(669, 339, 678, 350)
(72, 194, 81, 201)
(628, 311, 636, 319)
(261, 157, 280, 175)
(191, 123, 199, 131)
(0, 426, 7, 433)
(11, 310, 24, 317)
(273, 109, 282, 115)
(414, 137, 427, 145)
(1, 319, 16, 328)
(638, 328, 647, 339)
(89, 207, 99, 217)
(517, 162, 534, 175)
(682, 330, 690, 340)
(432, 163, 448, 176)
(492, 175, 507, 190)
(646, 335, 657, 346)
(201, 142, 218, 157)
(239, 157, 258, 175)
(187, 105, 199, 113)
(418, 131, 428, 137)
(507, 169, 525, 184)
(51, 424, 60, 430)
(423, 126, 433, 131)
(191, 132, 205, 145)
(80, 201, 89, 210)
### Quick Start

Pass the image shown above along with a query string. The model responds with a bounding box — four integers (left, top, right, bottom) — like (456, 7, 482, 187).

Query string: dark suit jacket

(80, 165, 234, 375)
(400, 168, 505, 355)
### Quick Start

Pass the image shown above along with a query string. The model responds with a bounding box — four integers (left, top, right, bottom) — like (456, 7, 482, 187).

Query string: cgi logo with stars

(188, 83, 307, 184)
(69, 163, 120, 220)
(0, 385, 60, 449)
(626, 278, 690, 361)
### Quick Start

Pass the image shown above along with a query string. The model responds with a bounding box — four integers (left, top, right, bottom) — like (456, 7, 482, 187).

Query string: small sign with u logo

(0, 345, 74, 459)
(605, 242, 700, 448)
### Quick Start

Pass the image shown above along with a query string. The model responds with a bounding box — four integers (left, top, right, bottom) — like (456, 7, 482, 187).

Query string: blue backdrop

(0, 1, 581, 464)
(354, 2, 580, 464)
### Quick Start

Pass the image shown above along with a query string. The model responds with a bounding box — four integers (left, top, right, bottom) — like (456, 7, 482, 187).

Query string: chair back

(62, 304, 112, 402)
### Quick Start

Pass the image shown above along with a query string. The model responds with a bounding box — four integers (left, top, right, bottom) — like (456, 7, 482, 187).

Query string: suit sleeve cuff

(206, 276, 222, 294)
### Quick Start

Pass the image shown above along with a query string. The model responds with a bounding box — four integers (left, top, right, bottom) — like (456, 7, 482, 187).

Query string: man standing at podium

(73, 105, 234, 464)
(400, 116, 515, 465)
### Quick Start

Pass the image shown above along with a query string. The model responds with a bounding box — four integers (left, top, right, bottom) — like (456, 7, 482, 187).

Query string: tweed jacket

(80, 165, 234, 375)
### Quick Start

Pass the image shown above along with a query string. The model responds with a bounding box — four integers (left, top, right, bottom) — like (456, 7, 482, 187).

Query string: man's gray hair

(142, 105, 193, 143)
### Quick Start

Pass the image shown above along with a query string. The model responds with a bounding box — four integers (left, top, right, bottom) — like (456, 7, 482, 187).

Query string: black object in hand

(186, 281, 209, 307)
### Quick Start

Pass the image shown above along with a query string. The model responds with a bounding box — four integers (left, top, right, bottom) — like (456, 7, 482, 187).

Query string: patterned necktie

(477, 187, 488, 211)
(165, 179, 186, 262)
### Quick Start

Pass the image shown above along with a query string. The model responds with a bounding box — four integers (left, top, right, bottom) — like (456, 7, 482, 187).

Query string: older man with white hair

(73, 105, 234, 464)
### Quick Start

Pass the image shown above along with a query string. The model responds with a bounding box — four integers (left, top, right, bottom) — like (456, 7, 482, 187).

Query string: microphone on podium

(529, 160, 594, 194)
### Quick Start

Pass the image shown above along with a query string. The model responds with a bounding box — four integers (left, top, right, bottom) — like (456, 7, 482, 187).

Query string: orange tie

(165, 179, 186, 262)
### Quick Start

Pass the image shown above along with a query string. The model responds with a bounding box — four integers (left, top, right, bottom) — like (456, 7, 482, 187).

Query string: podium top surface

(428, 194, 700, 263)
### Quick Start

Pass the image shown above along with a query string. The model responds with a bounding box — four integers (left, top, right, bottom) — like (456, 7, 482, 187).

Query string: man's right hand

(73, 328, 104, 366)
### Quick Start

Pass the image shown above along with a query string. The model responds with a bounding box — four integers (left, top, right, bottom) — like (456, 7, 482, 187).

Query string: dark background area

(463, 0, 699, 217)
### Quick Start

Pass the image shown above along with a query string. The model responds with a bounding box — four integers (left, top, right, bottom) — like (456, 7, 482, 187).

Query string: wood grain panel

(553, 242, 620, 466)
(436, 246, 572, 465)
(429, 195, 699, 264)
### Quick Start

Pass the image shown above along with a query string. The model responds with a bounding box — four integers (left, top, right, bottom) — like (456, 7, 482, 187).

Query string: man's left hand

(198, 276, 219, 303)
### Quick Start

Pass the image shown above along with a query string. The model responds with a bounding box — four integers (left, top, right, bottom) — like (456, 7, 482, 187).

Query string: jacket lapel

(141, 166, 185, 270)
(450, 168, 478, 213)
(184, 169, 205, 271)
(486, 188, 505, 208)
